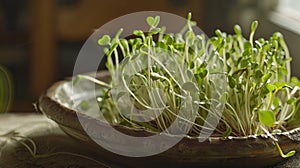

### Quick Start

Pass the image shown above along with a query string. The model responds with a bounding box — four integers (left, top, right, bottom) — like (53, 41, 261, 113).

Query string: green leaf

(114, 28, 123, 40)
(258, 110, 275, 127)
(153, 16, 160, 27)
(291, 77, 300, 87)
(146, 16, 155, 27)
(228, 75, 236, 88)
(278, 67, 288, 76)
(98, 35, 111, 45)
(266, 84, 276, 93)
(284, 151, 296, 158)
(215, 29, 223, 38)
(120, 39, 129, 49)
(260, 85, 269, 98)
(129, 38, 142, 46)
(189, 61, 195, 69)
(133, 30, 144, 37)
(156, 42, 168, 49)
(287, 97, 296, 104)
(182, 82, 199, 92)
(147, 16, 160, 28)
(234, 25, 242, 36)
(273, 97, 281, 107)
(225, 52, 230, 59)
(232, 68, 247, 78)
(163, 34, 174, 45)
(187, 12, 192, 20)
(244, 41, 252, 50)
(196, 66, 208, 78)
(240, 59, 250, 68)
(251, 20, 258, 33)
(185, 30, 195, 40)
(262, 73, 272, 83)
(174, 43, 185, 51)
(236, 83, 242, 91)
(273, 32, 283, 40)
(149, 28, 161, 35)
(254, 70, 263, 80)
(274, 82, 286, 90)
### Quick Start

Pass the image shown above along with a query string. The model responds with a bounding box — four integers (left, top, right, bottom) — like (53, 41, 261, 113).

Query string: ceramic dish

(37, 71, 300, 168)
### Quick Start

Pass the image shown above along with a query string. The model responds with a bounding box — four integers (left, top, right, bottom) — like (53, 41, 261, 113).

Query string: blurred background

(0, 0, 299, 112)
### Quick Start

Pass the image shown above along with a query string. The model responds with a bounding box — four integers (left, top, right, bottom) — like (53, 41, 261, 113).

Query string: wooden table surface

(0, 113, 299, 168)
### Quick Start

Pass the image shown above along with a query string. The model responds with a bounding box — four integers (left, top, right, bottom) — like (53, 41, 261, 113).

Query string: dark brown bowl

(37, 71, 300, 168)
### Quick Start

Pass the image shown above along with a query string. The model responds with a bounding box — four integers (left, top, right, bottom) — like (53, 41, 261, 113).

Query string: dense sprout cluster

(77, 13, 300, 157)
(73, 13, 300, 157)
(96, 13, 299, 136)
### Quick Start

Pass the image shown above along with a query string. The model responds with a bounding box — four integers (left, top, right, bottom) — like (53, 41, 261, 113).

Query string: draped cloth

(0, 113, 115, 168)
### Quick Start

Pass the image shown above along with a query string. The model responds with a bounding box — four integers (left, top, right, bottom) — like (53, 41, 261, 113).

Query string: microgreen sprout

(78, 12, 300, 158)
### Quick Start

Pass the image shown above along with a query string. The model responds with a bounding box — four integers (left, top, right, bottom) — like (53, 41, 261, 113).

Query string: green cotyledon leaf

(259, 110, 275, 127)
